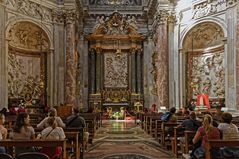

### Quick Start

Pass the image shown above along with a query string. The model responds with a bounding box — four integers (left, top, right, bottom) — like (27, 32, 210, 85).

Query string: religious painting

(104, 53, 128, 88)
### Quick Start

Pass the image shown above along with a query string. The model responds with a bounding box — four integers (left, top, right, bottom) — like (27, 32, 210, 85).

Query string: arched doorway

(7, 21, 50, 113)
(182, 22, 225, 108)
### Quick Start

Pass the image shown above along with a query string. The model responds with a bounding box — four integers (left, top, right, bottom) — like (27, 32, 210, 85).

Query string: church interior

(0, 0, 239, 158)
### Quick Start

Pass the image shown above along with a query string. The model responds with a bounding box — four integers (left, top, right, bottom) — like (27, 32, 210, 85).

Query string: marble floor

(84, 120, 174, 159)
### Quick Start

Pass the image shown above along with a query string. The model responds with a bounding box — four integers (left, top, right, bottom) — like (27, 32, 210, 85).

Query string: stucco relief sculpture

(190, 52, 225, 98)
(183, 22, 224, 50)
(192, 0, 230, 19)
(8, 52, 44, 101)
(92, 12, 139, 36)
(8, 22, 50, 51)
(104, 53, 128, 88)
(6, 0, 52, 21)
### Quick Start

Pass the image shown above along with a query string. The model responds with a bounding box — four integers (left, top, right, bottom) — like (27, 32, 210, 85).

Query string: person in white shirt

(218, 112, 239, 139)
(37, 117, 65, 159)
(37, 108, 65, 129)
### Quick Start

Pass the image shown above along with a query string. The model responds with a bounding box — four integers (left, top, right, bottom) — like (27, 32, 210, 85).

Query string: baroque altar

(87, 12, 144, 111)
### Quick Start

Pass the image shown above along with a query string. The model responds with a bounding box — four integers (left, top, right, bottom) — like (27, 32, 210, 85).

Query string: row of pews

(137, 111, 239, 159)
(3, 112, 102, 159)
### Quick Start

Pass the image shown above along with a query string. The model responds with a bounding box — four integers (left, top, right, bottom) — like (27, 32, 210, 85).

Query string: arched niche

(7, 21, 50, 112)
(182, 22, 225, 107)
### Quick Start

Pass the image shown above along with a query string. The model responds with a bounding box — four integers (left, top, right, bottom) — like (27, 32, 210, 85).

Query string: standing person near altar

(197, 93, 210, 109)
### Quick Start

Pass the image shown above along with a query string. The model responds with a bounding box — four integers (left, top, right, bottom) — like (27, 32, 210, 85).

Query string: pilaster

(0, 2, 7, 108)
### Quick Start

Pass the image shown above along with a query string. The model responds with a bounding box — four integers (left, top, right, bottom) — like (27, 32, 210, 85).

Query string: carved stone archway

(7, 21, 50, 112)
(182, 22, 225, 108)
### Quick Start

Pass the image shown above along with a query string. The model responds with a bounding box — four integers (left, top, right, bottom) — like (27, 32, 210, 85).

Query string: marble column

(52, 13, 65, 106)
(65, 11, 77, 106)
(82, 40, 89, 110)
(136, 49, 142, 94)
(236, 4, 239, 110)
(225, 6, 237, 111)
(0, 2, 7, 108)
(156, 22, 169, 108)
(131, 49, 136, 93)
(96, 49, 101, 93)
(168, 18, 176, 108)
(90, 49, 96, 94)
(47, 49, 54, 107)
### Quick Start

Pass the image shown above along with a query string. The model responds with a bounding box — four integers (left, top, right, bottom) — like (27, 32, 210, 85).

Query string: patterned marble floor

(84, 120, 174, 159)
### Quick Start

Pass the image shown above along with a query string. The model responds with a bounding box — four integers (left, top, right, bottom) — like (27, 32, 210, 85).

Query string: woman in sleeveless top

(0, 113, 7, 153)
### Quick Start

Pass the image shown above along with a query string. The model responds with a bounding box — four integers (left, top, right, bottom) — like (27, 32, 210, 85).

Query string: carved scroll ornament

(92, 12, 139, 35)
(8, 21, 50, 51)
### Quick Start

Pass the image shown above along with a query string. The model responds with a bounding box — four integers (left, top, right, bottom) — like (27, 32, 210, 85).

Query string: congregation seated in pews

(138, 105, 239, 159)
(0, 105, 100, 159)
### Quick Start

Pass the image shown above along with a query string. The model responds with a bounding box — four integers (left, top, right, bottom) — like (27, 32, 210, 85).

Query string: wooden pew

(0, 139, 66, 159)
(155, 119, 163, 142)
(171, 127, 185, 157)
(79, 113, 97, 144)
(161, 122, 179, 145)
(149, 115, 162, 137)
(64, 127, 84, 159)
(205, 139, 239, 159)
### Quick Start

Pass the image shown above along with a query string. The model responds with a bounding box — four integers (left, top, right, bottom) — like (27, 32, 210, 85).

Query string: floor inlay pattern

(84, 120, 173, 159)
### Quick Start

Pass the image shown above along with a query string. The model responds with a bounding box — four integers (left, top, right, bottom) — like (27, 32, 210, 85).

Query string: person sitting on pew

(179, 112, 201, 132)
(37, 108, 65, 129)
(191, 114, 221, 159)
(167, 107, 177, 122)
(218, 112, 239, 158)
(65, 107, 89, 151)
(10, 112, 35, 154)
(0, 113, 7, 153)
(218, 112, 239, 139)
(37, 117, 65, 159)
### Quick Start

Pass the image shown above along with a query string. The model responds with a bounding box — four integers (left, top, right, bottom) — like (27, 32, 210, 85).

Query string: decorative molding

(8, 21, 50, 51)
(192, 0, 237, 20)
(88, 0, 142, 6)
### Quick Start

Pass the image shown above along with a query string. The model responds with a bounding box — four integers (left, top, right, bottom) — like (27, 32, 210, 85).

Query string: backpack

(161, 112, 171, 122)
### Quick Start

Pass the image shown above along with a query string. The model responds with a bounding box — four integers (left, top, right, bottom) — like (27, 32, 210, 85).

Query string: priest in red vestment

(197, 94, 210, 109)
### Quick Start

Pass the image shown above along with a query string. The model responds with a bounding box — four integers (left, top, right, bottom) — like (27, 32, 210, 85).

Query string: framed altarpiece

(87, 12, 144, 112)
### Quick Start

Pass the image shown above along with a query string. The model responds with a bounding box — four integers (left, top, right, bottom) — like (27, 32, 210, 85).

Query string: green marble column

(136, 50, 142, 94)
(131, 49, 136, 93)
(90, 49, 96, 94)
(96, 49, 101, 93)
